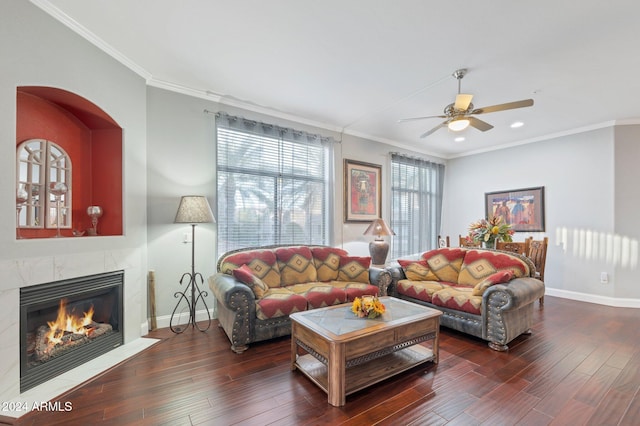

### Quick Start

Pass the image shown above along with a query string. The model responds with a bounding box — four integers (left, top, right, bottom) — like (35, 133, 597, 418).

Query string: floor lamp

(170, 195, 215, 333)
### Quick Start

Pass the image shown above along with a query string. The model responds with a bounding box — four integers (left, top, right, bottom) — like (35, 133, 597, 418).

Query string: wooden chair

(496, 237, 532, 256)
(437, 235, 450, 248)
(459, 234, 481, 248)
(528, 237, 549, 305)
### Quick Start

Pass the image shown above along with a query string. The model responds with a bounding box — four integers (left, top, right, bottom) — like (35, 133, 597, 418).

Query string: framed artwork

(485, 186, 545, 232)
(344, 159, 381, 222)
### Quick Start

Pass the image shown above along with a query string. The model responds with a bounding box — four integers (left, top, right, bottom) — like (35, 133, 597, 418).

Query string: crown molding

(31, 0, 152, 81)
(448, 121, 619, 159)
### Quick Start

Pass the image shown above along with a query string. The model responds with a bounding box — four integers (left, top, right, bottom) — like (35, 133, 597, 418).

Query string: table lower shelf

(294, 344, 435, 398)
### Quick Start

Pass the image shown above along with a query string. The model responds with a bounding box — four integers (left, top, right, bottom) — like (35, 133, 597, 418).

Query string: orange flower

(352, 296, 385, 319)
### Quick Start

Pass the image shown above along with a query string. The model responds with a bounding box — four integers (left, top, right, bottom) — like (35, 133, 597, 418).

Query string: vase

(484, 240, 496, 249)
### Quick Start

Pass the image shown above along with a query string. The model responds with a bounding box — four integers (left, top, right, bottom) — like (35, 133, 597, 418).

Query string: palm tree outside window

(215, 112, 334, 255)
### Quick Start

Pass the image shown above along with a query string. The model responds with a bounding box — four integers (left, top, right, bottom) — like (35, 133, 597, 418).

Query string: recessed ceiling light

(454, 136, 465, 142)
(510, 121, 524, 128)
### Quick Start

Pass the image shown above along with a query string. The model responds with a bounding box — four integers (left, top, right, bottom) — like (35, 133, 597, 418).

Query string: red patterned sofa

(208, 245, 392, 353)
(387, 247, 545, 351)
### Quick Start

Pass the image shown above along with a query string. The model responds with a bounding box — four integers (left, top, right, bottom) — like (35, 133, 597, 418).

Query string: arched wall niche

(16, 86, 123, 238)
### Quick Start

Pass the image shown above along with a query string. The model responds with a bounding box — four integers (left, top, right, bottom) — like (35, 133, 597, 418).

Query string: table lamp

(363, 218, 395, 265)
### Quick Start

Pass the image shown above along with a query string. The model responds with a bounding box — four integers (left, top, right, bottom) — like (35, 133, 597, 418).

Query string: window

(216, 113, 334, 254)
(17, 139, 72, 229)
(390, 153, 444, 258)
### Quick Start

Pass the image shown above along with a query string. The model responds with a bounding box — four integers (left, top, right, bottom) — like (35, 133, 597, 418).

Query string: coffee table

(290, 296, 441, 406)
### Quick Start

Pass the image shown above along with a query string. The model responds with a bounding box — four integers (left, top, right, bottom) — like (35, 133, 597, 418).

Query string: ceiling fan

(399, 69, 534, 138)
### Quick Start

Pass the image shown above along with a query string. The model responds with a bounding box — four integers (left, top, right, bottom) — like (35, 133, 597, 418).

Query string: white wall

(613, 125, 640, 299)
(146, 87, 218, 320)
(0, 2, 148, 400)
(444, 126, 640, 304)
(144, 87, 446, 317)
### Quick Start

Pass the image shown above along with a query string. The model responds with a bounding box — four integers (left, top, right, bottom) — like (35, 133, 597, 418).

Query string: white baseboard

(140, 321, 149, 337)
(545, 288, 640, 308)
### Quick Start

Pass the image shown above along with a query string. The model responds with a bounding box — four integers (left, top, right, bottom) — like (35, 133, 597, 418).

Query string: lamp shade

(363, 218, 395, 239)
(448, 118, 470, 132)
(174, 196, 215, 224)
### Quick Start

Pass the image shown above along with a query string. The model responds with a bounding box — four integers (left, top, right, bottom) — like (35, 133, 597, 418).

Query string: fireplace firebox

(20, 270, 124, 392)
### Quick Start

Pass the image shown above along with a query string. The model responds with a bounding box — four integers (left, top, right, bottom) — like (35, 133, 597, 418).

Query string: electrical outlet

(600, 272, 609, 284)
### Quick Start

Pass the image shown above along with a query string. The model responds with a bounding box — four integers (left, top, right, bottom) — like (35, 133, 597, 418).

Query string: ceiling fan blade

(420, 122, 447, 138)
(454, 94, 473, 111)
(398, 114, 447, 123)
(471, 99, 534, 115)
(467, 116, 494, 132)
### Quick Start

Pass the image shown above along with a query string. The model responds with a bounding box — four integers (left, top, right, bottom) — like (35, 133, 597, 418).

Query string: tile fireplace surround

(0, 248, 149, 415)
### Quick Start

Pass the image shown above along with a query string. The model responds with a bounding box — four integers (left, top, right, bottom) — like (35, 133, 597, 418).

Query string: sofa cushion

(286, 283, 348, 309)
(255, 288, 308, 320)
(472, 270, 516, 296)
(397, 259, 438, 281)
(220, 249, 281, 288)
(275, 246, 318, 286)
(458, 249, 529, 287)
(232, 264, 269, 299)
(396, 279, 449, 303)
(331, 281, 379, 301)
(421, 248, 466, 283)
(431, 286, 482, 315)
(337, 256, 371, 283)
(312, 247, 348, 281)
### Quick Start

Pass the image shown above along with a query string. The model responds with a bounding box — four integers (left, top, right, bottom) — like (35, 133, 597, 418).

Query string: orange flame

(46, 299, 95, 346)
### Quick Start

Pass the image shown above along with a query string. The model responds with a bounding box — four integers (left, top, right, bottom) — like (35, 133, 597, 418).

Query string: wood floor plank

(13, 296, 640, 425)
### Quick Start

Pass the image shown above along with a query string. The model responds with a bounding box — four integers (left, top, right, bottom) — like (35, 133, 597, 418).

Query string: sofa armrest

(484, 277, 545, 311)
(208, 273, 256, 353)
(369, 267, 392, 296)
(384, 265, 406, 296)
(209, 273, 256, 309)
(482, 277, 545, 348)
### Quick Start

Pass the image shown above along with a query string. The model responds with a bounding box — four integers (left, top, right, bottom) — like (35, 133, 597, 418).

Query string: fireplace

(20, 271, 124, 392)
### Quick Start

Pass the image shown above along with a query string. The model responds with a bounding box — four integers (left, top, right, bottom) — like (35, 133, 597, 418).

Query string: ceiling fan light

(448, 118, 470, 132)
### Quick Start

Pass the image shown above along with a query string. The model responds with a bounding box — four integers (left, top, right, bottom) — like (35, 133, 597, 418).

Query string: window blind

(390, 153, 444, 258)
(216, 113, 334, 255)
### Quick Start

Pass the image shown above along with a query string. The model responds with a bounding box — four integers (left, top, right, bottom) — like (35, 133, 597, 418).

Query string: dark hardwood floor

(12, 296, 640, 425)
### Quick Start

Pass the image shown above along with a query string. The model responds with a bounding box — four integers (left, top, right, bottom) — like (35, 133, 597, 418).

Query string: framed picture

(485, 186, 545, 232)
(344, 159, 381, 222)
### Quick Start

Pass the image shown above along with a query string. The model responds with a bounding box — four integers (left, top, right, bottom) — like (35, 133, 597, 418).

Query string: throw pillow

(275, 246, 318, 286)
(472, 270, 515, 296)
(458, 249, 529, 287)
(232, 264, 269, 299)
(421, 248, 466, 282)
(221, 249, 281, 288)
(337, 256, 371, 283)
(397, 259, 438, 281)
(312, 247, 348, 281)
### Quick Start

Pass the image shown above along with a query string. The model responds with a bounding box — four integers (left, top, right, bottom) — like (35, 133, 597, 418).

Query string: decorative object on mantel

(468, 215, 514, 248)
(16, 184, 28, 239)
(170, 195, 215, 333)
(50, 182, 68, 238)
(363, 218, 395, 265)
(351, 295, 386, 319)
(87, 206, 103, 236)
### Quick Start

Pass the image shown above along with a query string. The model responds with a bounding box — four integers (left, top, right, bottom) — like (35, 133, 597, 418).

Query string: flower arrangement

(468, 215, 514, 247)
(351, 296, 386, 319)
